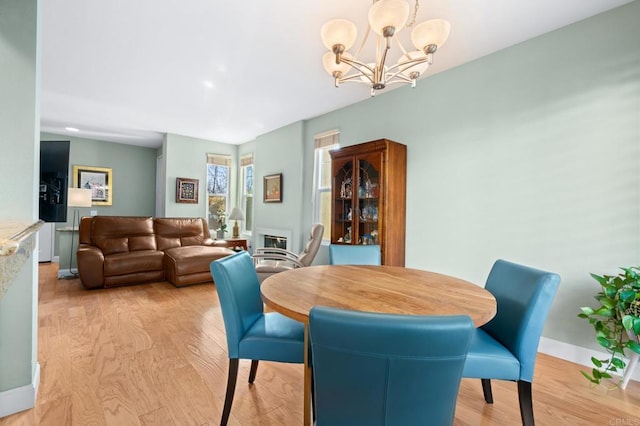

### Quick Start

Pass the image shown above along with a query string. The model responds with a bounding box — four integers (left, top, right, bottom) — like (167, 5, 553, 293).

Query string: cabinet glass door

(356, 152, 381, 245)
(332, 157, 354, 244)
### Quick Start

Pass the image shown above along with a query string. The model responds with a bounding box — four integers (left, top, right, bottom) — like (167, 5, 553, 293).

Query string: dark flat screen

(39, 140, 70, 222)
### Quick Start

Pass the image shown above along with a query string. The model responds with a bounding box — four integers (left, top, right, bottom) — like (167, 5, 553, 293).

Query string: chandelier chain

(406, 0, 420, 28)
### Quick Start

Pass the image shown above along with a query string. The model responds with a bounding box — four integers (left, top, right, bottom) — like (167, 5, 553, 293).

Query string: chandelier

(321, 0, 450, 96)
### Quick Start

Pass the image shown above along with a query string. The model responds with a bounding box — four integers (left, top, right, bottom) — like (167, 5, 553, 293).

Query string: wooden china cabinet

(329, 139, 407, 266)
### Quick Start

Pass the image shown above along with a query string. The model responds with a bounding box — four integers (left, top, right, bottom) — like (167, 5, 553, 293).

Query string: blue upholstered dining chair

(462, 259, 560, 426)
(309, 306, 474, 426)
(328, 244, 381, 265)
(210, 251, 305, 426)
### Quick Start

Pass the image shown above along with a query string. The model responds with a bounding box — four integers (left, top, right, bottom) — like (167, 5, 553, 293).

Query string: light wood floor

(1, 263, 639, 425)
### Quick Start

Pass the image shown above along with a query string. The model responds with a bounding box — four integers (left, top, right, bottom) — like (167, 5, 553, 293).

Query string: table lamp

(228, 207, 245, 239)
(67, 188, 92, 277)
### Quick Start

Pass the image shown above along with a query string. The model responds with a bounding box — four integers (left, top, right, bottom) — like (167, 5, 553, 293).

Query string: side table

(219, 238, 248, 251)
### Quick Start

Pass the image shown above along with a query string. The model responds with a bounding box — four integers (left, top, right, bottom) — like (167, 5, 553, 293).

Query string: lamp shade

(323, 51, 353, 76)
(228, 207, 245, 221)
(411, 19, 451, 51)
(321, 19, 358, 51)
(68, 188, 92, 208)
(368, 0, 410, 35)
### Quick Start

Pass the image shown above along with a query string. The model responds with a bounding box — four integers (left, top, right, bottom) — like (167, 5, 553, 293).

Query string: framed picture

(72, 165, 112, 206)
(176, 177, 199, 203)
(263, 173, 282, 203)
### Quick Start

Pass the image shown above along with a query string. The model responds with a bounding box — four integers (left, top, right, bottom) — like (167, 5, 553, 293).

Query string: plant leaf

(591, 357, 603, 368)
(595, 307, 614, 317)
(620, 291, 636, 303)
(604, 286, 618, 299)
(611, 357, 626, 369)
(590, 273, 607, 286)
(628, 340, 640, 354)
(580, 307, 595, 316)
(581, 370, 598, 384)
(622, 315, 634, 331)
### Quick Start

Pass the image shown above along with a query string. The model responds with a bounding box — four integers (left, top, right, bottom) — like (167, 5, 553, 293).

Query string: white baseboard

(539, 336, 640, 382)
(0, 362, 40, 418)
(52, 256, 59, 263)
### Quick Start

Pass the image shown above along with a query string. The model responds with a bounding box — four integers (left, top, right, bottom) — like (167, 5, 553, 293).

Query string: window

(313, 131, 339, 242)
(206, 154, 232, 231)
(240, 154, 254, 233)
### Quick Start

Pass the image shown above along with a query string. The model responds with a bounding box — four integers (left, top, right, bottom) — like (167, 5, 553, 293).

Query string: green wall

(40, 133, 157, 270)
(253, 2, 640, 352)
(251, 122, 306, 253)
(163, 133, 238, 224)
(0, 0, 41, 411)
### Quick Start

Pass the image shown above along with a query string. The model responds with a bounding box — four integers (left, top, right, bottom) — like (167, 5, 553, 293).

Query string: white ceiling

(40, 0, 634, 148)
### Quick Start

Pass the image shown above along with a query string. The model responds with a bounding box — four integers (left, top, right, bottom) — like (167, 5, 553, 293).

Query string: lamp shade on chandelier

(321, 0, 450, 96)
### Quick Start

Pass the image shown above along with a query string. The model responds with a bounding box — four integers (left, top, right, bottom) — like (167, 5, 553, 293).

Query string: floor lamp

(67, 188, 92, 277)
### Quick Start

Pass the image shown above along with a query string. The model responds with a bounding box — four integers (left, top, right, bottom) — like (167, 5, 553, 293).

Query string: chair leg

(221, 358, 239, 426)
(517, 380, 534, 426)
(249, 360, 259, 383)
(481, 379, 493, 403)
(311, 365, 315, 422)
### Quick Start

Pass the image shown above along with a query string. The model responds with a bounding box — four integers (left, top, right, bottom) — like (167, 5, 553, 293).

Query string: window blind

(207, 154, 232, 166)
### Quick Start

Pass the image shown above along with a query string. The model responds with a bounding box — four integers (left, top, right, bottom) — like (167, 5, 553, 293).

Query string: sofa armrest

(77, 244, 105, 289)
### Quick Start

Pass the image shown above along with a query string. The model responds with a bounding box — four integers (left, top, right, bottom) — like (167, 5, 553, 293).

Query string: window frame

(206, 154, 232, 232)
(312, 131, 340, 244)
(240, 154, 254, 235)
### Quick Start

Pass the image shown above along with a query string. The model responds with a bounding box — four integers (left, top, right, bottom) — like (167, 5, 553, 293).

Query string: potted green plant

(578, 267, 640, 386)
(216, 209, 227, 240)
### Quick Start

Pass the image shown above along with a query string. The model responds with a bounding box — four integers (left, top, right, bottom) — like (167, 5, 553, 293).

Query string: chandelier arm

(386, 56, 428, 74)
(384, 78, 417, 88)
(396, 37, 409, 56)
(339, 56, 375, 84)
(338, 74, 376, 85)
(353, 24, 372, 60)
(385, 72, 414, 84)
(375, 35, 392, 82)
(340, 56, 375, 75)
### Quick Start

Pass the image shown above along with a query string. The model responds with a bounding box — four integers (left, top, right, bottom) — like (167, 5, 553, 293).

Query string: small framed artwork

(72, 165, 113, 206)
(263, 173, 283, 203)
(176, 177, 199, 203)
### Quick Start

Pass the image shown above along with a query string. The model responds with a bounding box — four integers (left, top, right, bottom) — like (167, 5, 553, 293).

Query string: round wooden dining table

(260, 264, 497, 426)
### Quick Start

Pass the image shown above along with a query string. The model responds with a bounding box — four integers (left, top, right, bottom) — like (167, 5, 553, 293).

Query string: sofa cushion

(129, 235, 157, 251)
(104, 250, 165, 277)
(92, 216, 156, 255)
(155, 217, 209, 251)
(164, 245, 234, 275)
(96, 237, 129, 256)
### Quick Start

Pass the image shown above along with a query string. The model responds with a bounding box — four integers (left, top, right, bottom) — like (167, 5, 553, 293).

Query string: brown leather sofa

(77, 216, 235, 289)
